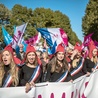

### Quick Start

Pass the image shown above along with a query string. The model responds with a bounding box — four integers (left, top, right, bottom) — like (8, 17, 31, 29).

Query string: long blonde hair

(0, 50, 19, 87)
(90, 48, 98, 64)
(72, 55, 80, 68)
(91, 56, 98, 64)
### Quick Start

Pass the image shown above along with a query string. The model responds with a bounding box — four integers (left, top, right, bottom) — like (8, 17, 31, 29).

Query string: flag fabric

(88, 39, 96, 59)
(22, 38, 27, 52)
(13, 25, 16, 34)
(48, 41, 57, 55)
(83, 33, 94, 47)
(11, 23, 27, 49)
(25, 33, 41, 45)
(35, 32, 41, 44)
(2, 24, 27, 53)
(2, 26, 13, 45)
(37, 28, 68, 47)
(94, 40, 98, 49)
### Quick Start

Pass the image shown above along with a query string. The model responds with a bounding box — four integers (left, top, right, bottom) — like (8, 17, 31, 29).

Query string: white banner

(0, 70, 98, 98)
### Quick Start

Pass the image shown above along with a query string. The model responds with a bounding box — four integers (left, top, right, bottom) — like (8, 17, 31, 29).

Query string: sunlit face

(27, 52, 36, 64)
(92, 49, 97, 56)
(56, 52, 65, 61)
(2, 51, 12, 65)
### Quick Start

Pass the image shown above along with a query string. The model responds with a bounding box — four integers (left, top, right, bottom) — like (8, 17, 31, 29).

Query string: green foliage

(0, 4, 81, 45)
(82, 0, 98, 41)
(10, 4, 36, 37)
(0, 4, 12, 41)
(0, 4, 11, 20)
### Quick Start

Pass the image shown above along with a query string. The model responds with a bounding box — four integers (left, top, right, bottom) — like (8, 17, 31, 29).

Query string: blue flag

(13, 25, 16, 34)
(37, 28, 54, 47)
(48, 41, 57, 55)
(22, 38, 27, 52)
(2, 26, 13, 45)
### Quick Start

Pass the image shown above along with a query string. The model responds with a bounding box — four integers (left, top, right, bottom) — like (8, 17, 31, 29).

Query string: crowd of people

(0, 39, 97, 93)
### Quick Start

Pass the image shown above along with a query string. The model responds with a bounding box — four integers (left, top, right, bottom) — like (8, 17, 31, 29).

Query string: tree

(0, 4, 11, 41)
(82, 0, 98, 41)
(0, 4, 11, 25)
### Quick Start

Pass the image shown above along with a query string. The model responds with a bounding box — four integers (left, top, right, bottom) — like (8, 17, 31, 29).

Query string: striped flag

(37, 28, 68, 55)
(37, 28, 68, 47)
(83, 33, 94, 47)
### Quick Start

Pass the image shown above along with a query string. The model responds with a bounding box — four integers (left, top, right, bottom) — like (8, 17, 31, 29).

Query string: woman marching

(19, 44, 42, 93)
(0, 44, 19, 87)
(69, 43, 91, 80)
(45, 43, 72, 82)
(88, 40, 98, 67)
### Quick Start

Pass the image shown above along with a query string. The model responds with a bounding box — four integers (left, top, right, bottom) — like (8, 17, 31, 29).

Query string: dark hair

(48, 53, 68, 73)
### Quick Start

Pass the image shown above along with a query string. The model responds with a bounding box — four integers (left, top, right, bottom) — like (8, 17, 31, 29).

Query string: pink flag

(60, 28, 68, 46)
(25, 33, 41, 45)
(83, 33, 94, 47)
(88, 39, 96, 59)
(94, 40, 98, 48)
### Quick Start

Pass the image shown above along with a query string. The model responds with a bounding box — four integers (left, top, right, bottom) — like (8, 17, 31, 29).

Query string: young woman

(19, 44, 42, 93)
(87, 40, 98, 70)
(0, 45, 19, 87)
(81, 47, 95, 73)
(91, 48, 98, 64)
(45, 43, 72, 82)
(69, 45, 91, 80)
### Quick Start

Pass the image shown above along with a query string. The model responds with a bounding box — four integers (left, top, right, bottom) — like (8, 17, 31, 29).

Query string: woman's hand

(30, 82, 36, 87)
(25, 83, 31, 93)
(92, 68, 95, 72)
(70, 79, 73, 82)
(86, 72, 90, 77)
(25, 82, 35, 93)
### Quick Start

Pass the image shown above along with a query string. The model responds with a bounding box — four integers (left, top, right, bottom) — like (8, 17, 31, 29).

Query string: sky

(0, 0, 89, 41)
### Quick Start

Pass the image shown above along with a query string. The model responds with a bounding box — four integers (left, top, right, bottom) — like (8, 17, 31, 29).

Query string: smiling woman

(19, 44, 43, 93)
(45, 43, 72, 82)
